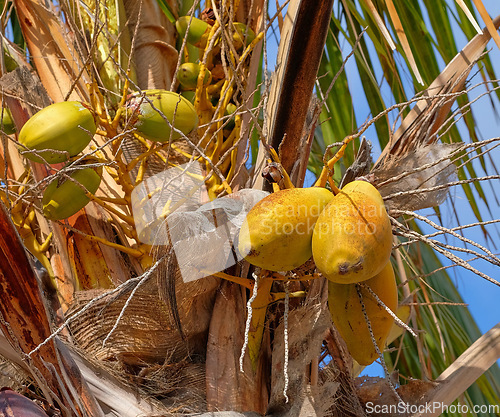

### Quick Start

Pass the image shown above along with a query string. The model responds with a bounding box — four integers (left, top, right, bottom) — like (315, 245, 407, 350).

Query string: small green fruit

(178, 63, 212, 90)
(176, 16, 210, 48)
(181, 90, 196, 103)
(1, 107, 16, 135)
(18, 101, 96, 164)
(42, 165, 102, 220)
(128, 89, 198, 142)
(231, 22, 256, 50)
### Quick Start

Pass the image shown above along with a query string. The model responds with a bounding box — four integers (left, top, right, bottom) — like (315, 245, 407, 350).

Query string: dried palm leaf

(0, 330, 164, 416)
(414, 323, 500, 417)
(253, 0, 334, 189)
(472, 0, 500, 49)
(384, 0, 423, 85)
(455, 0, 482, 34)
(364, 0, 396, 51)
(12, 0, 89, 101)
(68, 266, 219, 366)
(374, 15, 500, 168)
(0, 200, 104, 416)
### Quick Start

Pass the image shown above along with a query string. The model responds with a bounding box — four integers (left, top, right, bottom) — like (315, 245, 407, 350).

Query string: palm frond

(312, 1, 500, 412)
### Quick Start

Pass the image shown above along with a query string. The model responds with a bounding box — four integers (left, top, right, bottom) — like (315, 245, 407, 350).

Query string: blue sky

(265, 0, 500, 376)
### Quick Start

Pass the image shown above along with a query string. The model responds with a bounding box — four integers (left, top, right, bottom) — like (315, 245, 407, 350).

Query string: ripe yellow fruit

(312, 180, 392, 284)
(386, 304, 411, 345)
(127, 89, 198, 143)
(328, 261, 398, 366)
(42, 165, 102, 220)
(238, 187, 334, 271)
(18, 101, 96, 164)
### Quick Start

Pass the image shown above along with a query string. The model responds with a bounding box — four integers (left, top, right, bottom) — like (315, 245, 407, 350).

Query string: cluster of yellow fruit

(16, 90, 198, 221)
(238, 180, 397, 366)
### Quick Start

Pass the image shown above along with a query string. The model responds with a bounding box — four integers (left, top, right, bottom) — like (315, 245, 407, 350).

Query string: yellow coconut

(238, 187, 334, 271)
(312, 180, 392, 284)
(328, 261, 398, 366)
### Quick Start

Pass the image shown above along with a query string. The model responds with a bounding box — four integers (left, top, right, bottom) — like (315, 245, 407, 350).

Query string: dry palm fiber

(67, 265, 219, 366)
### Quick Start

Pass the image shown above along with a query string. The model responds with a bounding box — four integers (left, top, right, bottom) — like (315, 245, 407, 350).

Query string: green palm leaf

(311, 1, 500, 413)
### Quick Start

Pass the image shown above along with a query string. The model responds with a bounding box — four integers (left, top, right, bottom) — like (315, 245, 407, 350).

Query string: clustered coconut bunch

(13, 10, 258, 225)
(17, 91, 198, 221)
(238, 180, 397, 366)
(0, 3, 267, 302)
(8, 2, 398, 380)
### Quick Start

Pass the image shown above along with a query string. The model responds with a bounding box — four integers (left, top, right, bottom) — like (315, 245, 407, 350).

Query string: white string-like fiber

(28, 255, 167, 357)
(356, 284, 402, 403)
(283, 282, 290, 403)
(358, 283, 417, 338)
(239, 272, 260, 372)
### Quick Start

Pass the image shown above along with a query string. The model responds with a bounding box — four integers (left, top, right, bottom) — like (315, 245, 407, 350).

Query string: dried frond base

(0, 357, 29, 390)
(68, 285, 179, 366)
(68, 275, 219, 365)
(270, 303, 343, 416)
(65, 263, 221, 414)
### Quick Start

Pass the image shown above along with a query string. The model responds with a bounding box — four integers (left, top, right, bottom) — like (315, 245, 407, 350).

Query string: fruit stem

(314, 135, 355, 188)
(75, 229, 144, 257)
(328, 178, 341, 195)
(3, 198, 57, 289)
(239, 31, 265, 63)
(270, 290, 306, 302)
(271, 272, 321, 281)
(211, 271, 254, 289)
(247, 273, 274, 369)
(267, 147, 295, 189)
(211, 81, 233, 163)
(94, 195, 129, 205)
(112, 73, 131, 131)
(87, 194, 135, 225)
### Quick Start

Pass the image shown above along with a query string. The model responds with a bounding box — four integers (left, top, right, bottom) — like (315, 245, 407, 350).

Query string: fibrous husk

(339, 138, 372, 188)
(0, 359, 27, 390)
(140, 361, 207, 413)
(372, 142, 459, 213)
(206, 280, 270, 414)
(67, 267, 219, 366)
(268, 303, 337, 416)
(193, 413, 262, 417)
